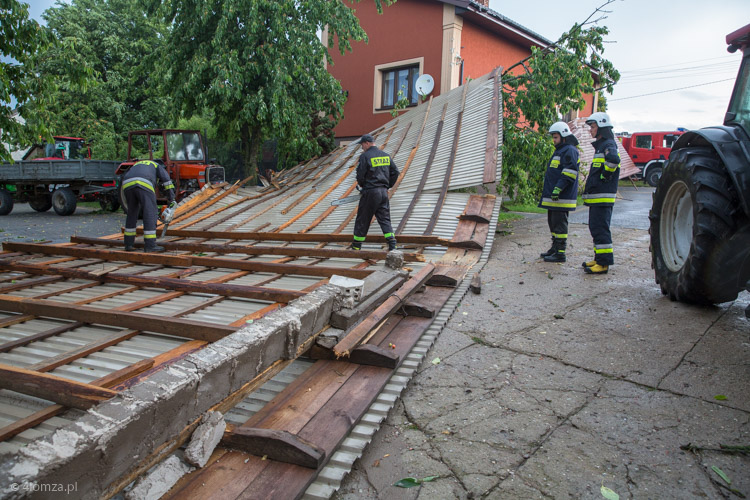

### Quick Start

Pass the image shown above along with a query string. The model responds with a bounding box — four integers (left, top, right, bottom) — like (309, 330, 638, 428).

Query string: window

(635, 135, 653, 149)
(380, 65, 419, 109)
(166, 132, 204, 161)
(663, 134, 680, 148)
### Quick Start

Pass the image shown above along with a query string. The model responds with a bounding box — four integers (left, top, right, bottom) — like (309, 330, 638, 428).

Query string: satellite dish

(415, 74, 434, 97)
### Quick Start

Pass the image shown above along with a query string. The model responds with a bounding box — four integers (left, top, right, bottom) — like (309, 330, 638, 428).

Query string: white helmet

(585, 112, 613, 128)
(548, 122, 572, 137)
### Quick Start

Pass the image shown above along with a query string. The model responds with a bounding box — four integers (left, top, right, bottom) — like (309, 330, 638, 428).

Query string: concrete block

(185, 411, 226, 468)
(330, 273, 406, 330)
(124, 455, 193, 500)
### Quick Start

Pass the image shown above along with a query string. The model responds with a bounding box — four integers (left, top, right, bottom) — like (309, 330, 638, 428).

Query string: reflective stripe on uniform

(162, 181, 175, 190)
(551, 232, 568, 239)
(124, 227, 137, 236)
(595, 243, 613, 254)
(353, 235, 366, 242)
(541, 197, 577, 208)
(550, 156, 560, 168)
(123, 177, 155, 192)
(604, 161, 619, 172)
(134, 160, 159, 168)
(144, 230, 157, 240)
(562, 168, 577, 179)
(384, 232, 394, 239)
(582, 193, 616, 204)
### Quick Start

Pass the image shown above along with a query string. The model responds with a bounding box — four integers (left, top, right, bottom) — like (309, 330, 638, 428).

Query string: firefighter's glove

(169, 201, 177, 209)
(551, 187, 561, 201)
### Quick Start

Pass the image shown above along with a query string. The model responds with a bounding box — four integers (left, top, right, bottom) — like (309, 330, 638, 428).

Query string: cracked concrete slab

(334, 199, 750, 499)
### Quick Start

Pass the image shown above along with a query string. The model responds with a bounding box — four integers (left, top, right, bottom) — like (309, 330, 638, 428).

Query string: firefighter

(582, 112, 620, 274)
(352, 134, 400, 251)
(538, 121, 580, 262)
(122, 159, 176, 253)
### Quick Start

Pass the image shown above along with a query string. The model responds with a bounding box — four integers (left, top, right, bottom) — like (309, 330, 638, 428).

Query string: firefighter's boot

(582, 259, 597, 268)
(584, 263, 609, 274)
(539, 238, 556, 258)
(543, 238, 566, 263)
(386, 237, 397, 252)
(143, 238, 165, 253)
(124, 235, 136, 252)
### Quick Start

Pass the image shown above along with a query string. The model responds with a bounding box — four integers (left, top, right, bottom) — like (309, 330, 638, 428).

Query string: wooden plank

(0, 276, 62, 293)
(275, 164, 358, 232)
(0, 363, 118, 410)
(459, 194, 491, 223)
(396, 103, 449, 235)
(0, 359, 154, 443)
(472, 220, 490, 249)
(470, 273, 481, 294)
(173, 195, 249, 230)
(426, 263, 470, 288)
(483, 67, 502, 184)
(27, 330, 141, 372)
(401, 285, 451, 318)
(0, 321, 85, 354)
(424, 80, 470, 235)
(333, 263, 435, 357)
(0, 242, 371, 279)
(128, 229, 454, 247)
(69, 236, 425, 262)
(0, 295, 236, 342)
(479, 195, 496, 222)
(349, 344, 399, 368)
(0, 260, 305, 303)
(220, 427, 325, 469)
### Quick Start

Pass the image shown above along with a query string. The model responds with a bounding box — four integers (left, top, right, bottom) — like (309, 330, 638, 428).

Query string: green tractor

(650, 23, 750, 309)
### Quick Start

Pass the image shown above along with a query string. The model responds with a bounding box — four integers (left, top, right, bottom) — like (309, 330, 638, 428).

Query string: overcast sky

(490, 0, 750, 133)
(23, 0, 750, 133)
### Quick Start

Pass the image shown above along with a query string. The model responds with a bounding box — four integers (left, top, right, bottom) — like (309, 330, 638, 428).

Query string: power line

(609, 78, 735, 101)
(619, 55, 737, 74)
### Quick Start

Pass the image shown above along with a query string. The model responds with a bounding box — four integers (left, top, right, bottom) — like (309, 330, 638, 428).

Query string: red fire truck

(620, 131, 685, 186)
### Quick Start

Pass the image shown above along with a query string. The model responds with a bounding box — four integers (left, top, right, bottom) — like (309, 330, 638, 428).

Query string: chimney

(475, 0, 490, 6)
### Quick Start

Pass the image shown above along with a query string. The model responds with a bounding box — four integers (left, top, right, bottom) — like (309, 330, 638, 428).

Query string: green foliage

(597, 93, 608, 112)
(500, 1, 620, 204)
(0, 0, 55, 160)
(159, 0, 394, 180)
(25, 0, 170, 160)
(390, 88, 410, 118)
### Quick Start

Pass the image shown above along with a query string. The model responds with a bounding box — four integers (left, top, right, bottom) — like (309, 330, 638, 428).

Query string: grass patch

(498, 212, 524, 222)
(502, 202, 545, 214)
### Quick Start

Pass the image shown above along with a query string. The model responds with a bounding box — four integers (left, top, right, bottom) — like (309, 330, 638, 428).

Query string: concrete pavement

(334, 188, 750, 499)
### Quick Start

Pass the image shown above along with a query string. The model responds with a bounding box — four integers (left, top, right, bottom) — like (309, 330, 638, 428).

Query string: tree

(27, 0, 170, 159)
(0, 0, 54, 160)
(501, 1, 620, 204)
(159, 0, 393, 180)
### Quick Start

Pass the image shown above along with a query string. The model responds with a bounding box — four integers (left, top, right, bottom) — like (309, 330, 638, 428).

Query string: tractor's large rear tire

(650, 147, 750, 304)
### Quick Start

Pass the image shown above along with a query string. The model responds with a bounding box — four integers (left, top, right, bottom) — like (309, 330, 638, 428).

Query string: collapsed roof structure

(0, 69, 502, 499)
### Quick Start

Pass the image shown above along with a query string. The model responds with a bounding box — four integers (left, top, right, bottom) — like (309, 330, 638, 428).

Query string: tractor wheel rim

(660, 180, 693, 272)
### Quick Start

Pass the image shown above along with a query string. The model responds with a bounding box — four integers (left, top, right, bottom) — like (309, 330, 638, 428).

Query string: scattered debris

(185, 411, 227, 468)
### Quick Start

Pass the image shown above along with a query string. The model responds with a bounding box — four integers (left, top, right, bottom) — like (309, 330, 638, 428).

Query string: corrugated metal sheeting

(569, 117, 639, 179)
(0, 67, 503, 477)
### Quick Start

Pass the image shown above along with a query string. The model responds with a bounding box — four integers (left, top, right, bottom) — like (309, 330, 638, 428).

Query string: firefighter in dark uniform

(122, 159, 176, 253)
(582, 112, 620, 274)
(352, 134, 400, 251)
(539, 121, 580, 262)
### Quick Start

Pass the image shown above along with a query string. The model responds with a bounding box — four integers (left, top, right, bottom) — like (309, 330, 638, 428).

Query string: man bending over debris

(122, 159, 176, 253)
(352, 134, 400, 251)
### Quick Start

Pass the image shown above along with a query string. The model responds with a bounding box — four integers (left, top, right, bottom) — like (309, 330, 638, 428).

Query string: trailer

(0, 158, 121, 216)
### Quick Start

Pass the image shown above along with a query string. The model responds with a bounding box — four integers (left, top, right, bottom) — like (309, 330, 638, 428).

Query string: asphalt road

(336, 186, 750, 499)
(0, 202, 124, 245)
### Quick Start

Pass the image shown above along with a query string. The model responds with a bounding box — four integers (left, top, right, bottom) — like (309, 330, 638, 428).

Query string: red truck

(115, 129, 225, 211)
(620, 131, 685, 186)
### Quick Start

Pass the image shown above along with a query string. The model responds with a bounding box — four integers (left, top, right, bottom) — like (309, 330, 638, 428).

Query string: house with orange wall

(326, 0, 597, 142)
